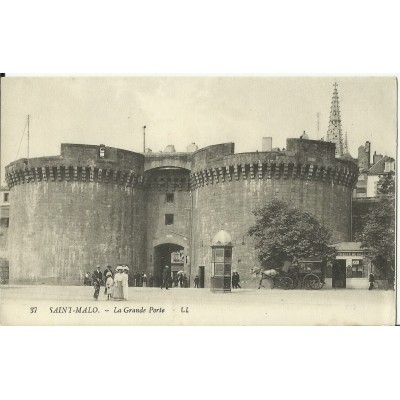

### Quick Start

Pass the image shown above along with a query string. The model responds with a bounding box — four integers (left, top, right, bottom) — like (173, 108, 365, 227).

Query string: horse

(250, 266, 280, 289)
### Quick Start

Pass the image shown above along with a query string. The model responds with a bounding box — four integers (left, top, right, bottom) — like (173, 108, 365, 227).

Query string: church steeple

(326, 82, 344, 157)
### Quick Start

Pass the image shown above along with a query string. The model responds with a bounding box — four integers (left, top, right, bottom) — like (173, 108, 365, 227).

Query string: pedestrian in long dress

(122, 269, 129, 300)
(113, 269, 124, 300)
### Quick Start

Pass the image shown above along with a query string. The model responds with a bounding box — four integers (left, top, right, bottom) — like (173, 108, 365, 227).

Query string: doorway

(199, 266, 205, 288)
(332, 260, 346, 288)
(153, 243, 184, 287)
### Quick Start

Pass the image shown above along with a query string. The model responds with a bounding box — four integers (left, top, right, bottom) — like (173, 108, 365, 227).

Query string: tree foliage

(248, 200, 335, 269)
(360, 173, 395, 279)
(377, 171, 395, 196)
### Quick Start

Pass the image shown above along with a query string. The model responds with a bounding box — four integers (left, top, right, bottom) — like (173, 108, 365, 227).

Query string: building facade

(4, 137, 358, 286)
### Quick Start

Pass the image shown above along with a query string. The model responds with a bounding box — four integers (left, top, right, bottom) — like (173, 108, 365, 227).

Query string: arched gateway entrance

(153, 243, 185, 287)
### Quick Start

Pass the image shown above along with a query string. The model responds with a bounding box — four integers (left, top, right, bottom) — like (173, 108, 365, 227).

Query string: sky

(1, 76, 397, 184)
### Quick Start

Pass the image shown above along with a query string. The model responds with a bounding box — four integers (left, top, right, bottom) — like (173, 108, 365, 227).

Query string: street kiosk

(210, 230, 233, 292)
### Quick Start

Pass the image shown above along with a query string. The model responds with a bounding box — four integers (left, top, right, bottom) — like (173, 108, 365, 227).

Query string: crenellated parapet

(5, 165, 143, 189)
(190, 161, 358, 190)
(5, 144, 146, 191)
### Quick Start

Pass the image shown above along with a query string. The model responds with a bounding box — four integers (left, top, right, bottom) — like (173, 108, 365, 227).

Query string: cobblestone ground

(0, 284, 396, 325)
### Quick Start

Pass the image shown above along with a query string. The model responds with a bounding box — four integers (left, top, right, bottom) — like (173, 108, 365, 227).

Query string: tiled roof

(368, 155, 395, 175)
(330, 242, 363, 251)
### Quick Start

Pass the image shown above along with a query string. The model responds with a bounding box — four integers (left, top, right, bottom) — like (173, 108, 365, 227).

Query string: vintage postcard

(0, 76, 397, 325)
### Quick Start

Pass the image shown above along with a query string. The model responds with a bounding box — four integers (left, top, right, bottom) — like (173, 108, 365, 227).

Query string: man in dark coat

(232, 272, 237, 289)
(235, 272, 241, 289)
(369, 272, 375, 290)
(92, 266, 103, 300)
(179, 273, 184, 288)
(161, 266, 170, 290)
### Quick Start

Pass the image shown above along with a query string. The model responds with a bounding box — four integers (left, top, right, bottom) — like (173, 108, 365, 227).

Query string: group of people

(232, 272, 241, 289)
(160, 267, 197, 290)
(130, 271, 150, 287)
(176, 272, 189, 288)
(91, 265, 129, 301)
(89, 265, 243, 296)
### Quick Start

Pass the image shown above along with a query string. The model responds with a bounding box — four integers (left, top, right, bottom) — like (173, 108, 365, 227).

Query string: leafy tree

(377, 171, 395, 196)
(360, 172, 395, 284)
(248, 200, 335, 269)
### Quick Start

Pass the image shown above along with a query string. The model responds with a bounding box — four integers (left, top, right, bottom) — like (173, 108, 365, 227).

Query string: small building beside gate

(327, 242, 372, 289)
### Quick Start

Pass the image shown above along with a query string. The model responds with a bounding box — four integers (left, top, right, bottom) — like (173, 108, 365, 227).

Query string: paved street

(0, 284, 396, 326)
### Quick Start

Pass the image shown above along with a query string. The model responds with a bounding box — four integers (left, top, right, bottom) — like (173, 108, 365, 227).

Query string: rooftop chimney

(373, 151, 383, 165)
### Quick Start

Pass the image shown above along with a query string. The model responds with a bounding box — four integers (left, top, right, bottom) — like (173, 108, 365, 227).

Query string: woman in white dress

(113, 269, 124, 300)
(122, 268, 129, 300)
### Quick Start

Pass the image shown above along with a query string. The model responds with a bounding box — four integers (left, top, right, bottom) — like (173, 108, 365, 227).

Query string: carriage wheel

(315, 281, 325, 290)
(279, 277, 293, 290)
(303, 274, 321, 290)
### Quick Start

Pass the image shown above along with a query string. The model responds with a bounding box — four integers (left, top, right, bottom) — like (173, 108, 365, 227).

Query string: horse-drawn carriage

(250, 259, 325, 290)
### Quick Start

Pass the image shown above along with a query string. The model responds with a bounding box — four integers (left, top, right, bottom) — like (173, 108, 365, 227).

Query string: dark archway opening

(153, 243, 184, 287)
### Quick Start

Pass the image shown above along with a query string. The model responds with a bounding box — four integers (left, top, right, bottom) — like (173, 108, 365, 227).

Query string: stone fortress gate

(5, 138, 358, 286)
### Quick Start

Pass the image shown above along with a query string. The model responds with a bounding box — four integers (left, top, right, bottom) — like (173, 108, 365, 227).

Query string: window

(214, 249, 224, 262)
(99, 145, 105, 158)
(165, 214, 174, 225)
(3, 193, 9, 202)
(165, 193, 174, 203)
(214, 263, 224, 276)
(351, 260, 365, 278)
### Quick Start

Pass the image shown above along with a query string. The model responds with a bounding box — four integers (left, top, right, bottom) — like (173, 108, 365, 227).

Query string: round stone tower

(189, 138, 358, 287)
(5, 144, 146, 284)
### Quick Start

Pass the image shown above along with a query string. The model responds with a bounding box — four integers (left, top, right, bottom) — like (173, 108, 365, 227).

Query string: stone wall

(190, 139, 358, 288)
(4, 139, 358, 287)
(5, 144, 146, 285)
(144, 168, 191, 280)
(0, 218, 8, 259)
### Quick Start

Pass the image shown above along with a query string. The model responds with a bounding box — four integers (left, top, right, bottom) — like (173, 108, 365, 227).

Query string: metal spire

(326, 82, 344, 157)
